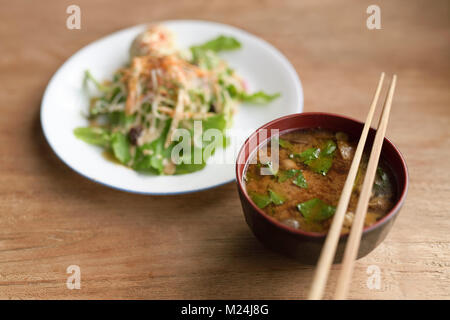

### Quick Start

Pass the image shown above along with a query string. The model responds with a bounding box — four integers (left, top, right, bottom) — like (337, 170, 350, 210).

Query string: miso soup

(244, 129, 395, 234)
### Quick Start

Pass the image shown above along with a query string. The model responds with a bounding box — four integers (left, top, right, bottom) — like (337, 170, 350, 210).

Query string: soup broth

(244, 129, 395, 234)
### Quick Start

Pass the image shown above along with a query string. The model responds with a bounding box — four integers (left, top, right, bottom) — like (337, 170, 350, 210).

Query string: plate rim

(40, 19, 303, 196)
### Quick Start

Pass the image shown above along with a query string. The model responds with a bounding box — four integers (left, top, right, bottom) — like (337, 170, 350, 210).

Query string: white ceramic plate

(41, 20, 303, 195)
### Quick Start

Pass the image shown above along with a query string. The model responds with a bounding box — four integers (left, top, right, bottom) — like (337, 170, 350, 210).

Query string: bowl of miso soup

(236, 112, 408, 264)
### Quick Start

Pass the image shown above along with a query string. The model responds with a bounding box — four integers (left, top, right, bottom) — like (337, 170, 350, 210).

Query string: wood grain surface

(0, 0, 449, 299)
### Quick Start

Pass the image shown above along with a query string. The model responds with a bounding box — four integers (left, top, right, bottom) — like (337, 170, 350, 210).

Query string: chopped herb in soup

(244, 129, 395, 234)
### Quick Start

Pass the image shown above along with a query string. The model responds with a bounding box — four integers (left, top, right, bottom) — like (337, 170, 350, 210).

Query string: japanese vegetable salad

(75, 25, 280, 175)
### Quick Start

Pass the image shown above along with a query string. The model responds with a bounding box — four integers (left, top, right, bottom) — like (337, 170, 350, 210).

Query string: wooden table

(0, 0, 448, 299)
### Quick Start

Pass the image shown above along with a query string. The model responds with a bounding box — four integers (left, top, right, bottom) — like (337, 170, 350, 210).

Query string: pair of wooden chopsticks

(308, 73, 397, 300)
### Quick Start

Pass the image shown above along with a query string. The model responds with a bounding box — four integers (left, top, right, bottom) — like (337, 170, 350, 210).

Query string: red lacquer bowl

(235, 112, 409, 264)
